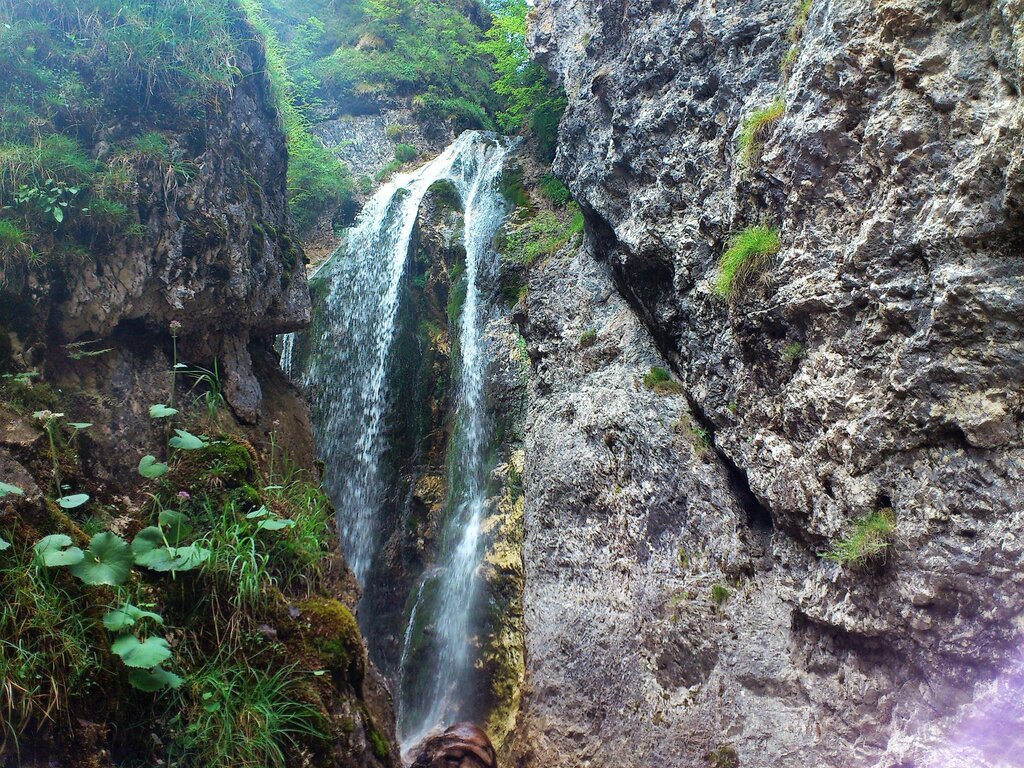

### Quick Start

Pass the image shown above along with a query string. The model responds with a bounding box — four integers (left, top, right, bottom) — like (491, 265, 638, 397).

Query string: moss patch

(297, 598, 365, 685)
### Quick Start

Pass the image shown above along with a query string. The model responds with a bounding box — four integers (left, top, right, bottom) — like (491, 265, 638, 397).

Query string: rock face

(514, 0, 1024, 765)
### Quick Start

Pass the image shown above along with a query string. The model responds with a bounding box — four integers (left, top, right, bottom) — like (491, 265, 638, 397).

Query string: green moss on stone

(298, 598, 365, 685)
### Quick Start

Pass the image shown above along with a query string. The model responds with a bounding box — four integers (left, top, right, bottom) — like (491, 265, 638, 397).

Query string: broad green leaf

(68, 422, 92, 430)
(0, 535, 10, 551)
(0, 482, 24, 497)
(52, 206, 63, 223)
(138, 455, 169, 479)
(173, 363, 188, 369)
(158, 509, 192, 544)
(111, 635, 172, 669)
(58, 493, 90, 509)
(149, 404, 178, 419)
(103, 604, 164, 632)
(69, 532, 133, 585)
(129, 666, 183, 692)
(34, 534, 85, 567)
(257, 518, 295, 532)
(245, 506, 270, 519)
(168, 429, 206, 451)
(132, 527, 176, 570)
(167, 544, 210, 571)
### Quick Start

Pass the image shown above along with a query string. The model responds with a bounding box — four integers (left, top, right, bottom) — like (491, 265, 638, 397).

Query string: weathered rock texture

(515, 0, 1024, 765)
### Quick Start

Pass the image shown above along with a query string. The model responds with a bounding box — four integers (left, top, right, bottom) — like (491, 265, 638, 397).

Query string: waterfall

(285, 130, 513, 744)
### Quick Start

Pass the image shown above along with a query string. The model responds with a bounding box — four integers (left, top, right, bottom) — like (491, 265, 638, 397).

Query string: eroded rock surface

(515, 0, 1024, 765)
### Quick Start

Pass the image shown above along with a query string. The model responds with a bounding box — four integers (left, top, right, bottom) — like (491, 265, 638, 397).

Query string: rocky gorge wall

(0, 8, 396, 765)
(508, 0, 1024, 766)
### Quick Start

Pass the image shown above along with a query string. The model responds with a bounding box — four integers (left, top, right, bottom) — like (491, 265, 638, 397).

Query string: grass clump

(538, 172, 573, 207)
(710, 584, 730, 607)
(169, 654, 324, 768)
(824, 509, 896, 567)
(579, 328, 597, 348)
(642, 366, 684, 394)
(737, 97, 785, 165)
(0, 553, 106, 747)
(713, 226, 781, 299)
(0, 218, 28, 261)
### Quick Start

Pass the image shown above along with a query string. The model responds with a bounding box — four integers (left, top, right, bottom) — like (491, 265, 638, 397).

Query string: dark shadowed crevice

(580, 203, 775, 537)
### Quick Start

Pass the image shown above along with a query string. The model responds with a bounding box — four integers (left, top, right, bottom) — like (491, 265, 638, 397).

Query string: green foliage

(538, 173, 573, 207)
(824, 509, 896, 567)
(385, 123, 408, 140)
(478, 0, 566, 158)
(642, 366, 684, 394)
(737, 97, 785, 165)
(170, 654, 324, 768)
(710, 584, 730, 606)
(579, 328, 597, 348)
(782, 342, 806, 363)
(0, 217, 28, 259)
(501, 205, 584, 265)
(713, 226, 781, 299)
(374, 158, 404, 182)
(67, 532, 133, 586)
(790, 0, 813, 42)
(393, 143, 418, 163)
(0, 551, 103, 743)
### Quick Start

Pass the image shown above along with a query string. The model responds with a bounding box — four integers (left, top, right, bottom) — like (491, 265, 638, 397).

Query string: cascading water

(284, 130, 513, 747)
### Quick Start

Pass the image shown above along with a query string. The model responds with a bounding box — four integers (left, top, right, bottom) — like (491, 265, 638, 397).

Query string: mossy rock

(297, 598, 365, 685)
(170, 436, 258, 492)
(0, 376, 60, 415)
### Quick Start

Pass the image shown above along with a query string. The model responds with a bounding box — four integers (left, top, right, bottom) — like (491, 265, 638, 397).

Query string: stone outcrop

(514, 0, 1024, 765)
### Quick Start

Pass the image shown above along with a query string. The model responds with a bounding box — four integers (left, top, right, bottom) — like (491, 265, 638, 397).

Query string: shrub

(385, 123, 408, 140)
(539, 172, 573, 207)
(579, 328, 597, 348)
(393, 143, 418, 164)
(713, 226, 781, 299)
(824, 509, 896, 567)
(642, 366, 684, 394)
(737, 97, 785, 165)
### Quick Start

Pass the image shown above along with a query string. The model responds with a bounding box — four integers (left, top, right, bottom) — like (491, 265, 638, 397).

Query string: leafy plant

(712, 226, 781, 299)
(579, 328, 597, 348)
(737, 97, 785, 165)
(824, 509, 896, 567)
(67, 532, 133, 586)
(170, 429, 209, 451)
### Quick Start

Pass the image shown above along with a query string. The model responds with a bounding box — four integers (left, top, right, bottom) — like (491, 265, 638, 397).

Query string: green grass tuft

(170, 654, 324, 768)
(713, 226, 781, 299)
(824, 509, 896, 567)
(737, 97, 785, 165)
(0, 218, 28, 260)
(710, 584, 730, 607)
(781, 342, 806, 363)
(393, 143, 418, 164)
(579, 328, 597, 348)
(642, 366, 684, 394)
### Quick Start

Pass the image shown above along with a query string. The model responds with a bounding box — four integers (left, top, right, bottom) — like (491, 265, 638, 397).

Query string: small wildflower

(177, 490, 191, 500)
(169, 320, 183, 337)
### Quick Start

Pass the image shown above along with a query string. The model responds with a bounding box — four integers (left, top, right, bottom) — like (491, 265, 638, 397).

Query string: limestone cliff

(510, 0, 1024, 766)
